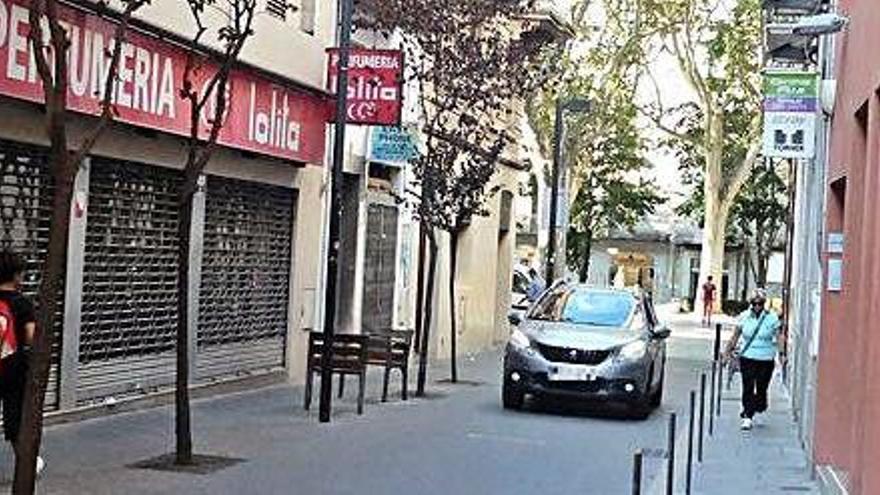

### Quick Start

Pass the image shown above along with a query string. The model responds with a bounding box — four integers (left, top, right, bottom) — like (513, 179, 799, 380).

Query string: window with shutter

(266, 0, 288, 21)
(300, 0, 317, 34)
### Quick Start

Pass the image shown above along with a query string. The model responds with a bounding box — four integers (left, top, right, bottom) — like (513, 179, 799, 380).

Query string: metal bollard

(709, 361, 716, 436)
(699, 373, 706, 462)
(632, 449, 643, 495)
(686, 391, 696, 494)
(666, 412, 676, 495)
(717, 358, 724, 416)
(714, 323, 722, 362)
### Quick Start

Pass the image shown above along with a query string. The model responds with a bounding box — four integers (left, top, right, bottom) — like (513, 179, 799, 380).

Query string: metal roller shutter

(196, 176, 293, 381)
(0, 141, 62, 410)
(78, 158, 181, 404)
(362, 203, 398, 334)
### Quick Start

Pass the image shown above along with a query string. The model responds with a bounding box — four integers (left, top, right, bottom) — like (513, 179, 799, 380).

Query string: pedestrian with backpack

(723, 289, 783, 431)
(0, 250, 44, 474)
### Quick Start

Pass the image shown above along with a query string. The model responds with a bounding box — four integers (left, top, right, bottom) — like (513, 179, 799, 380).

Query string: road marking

(465, 431, 548, 447)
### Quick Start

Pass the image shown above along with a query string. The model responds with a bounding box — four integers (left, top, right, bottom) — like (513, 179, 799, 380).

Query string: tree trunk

(696, 120, 729, 313)
(175, 171, 196, 465)
(416, 228, 438, 397)
(757, 252, 769, 288)
(414, 224, 427, 352)
(578, 228, 593, 283)
(448, 230, 459, 383)
(741, 242, 750, 302)
(13, 133, 76, 495)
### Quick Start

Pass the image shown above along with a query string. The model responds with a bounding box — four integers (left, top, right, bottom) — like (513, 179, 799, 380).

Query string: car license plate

(548, 364, 595, 382)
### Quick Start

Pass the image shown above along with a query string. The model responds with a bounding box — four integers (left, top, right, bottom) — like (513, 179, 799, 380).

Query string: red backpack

(0, 299, 19, 367)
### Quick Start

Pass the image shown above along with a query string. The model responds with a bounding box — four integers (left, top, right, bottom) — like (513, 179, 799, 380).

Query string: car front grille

(536, 343, 611, 365)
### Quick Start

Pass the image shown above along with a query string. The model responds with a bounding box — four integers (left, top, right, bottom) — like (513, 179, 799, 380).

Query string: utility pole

(544, 97, 590, 285)
(319, 0, 353, 423)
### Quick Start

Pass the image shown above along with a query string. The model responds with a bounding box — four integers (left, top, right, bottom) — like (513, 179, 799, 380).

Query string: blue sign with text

(370, 126, 419, 164)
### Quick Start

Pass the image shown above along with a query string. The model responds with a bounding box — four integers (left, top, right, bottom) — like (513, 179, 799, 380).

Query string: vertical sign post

(319, 0, 355, 423)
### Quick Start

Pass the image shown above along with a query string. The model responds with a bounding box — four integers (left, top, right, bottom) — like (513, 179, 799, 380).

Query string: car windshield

(529, 288, 635, 327)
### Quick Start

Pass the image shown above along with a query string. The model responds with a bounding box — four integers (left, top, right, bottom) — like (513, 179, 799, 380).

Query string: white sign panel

(827, 259, 843, 292)
(763, 112, 817, 159)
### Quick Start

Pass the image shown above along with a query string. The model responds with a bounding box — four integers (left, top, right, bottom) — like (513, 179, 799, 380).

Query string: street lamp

(544, 97, 590, 285)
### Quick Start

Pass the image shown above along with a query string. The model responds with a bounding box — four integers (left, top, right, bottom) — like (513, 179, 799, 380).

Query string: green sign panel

(763, 72, 819, 98)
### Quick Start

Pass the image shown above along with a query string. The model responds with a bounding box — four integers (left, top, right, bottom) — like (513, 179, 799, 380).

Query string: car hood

(522, 321, 639, 351)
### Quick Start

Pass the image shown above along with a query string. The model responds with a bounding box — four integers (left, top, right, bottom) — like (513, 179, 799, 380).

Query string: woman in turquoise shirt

(724, 290, 783, 431)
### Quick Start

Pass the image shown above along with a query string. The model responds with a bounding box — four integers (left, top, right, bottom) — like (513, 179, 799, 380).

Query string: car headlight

(509, 329, 532, 350)
(618, 340, 648, 360)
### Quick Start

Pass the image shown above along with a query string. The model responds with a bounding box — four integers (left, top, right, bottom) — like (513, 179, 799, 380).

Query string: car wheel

(650, 369, 665, 408)
(502, 378, 525, 410)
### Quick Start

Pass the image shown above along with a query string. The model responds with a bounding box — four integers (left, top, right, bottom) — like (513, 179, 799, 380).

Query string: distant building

(583, 213, 781, 307)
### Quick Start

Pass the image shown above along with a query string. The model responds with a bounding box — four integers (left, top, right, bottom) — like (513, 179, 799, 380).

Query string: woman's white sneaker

(740, 418, 753, 431)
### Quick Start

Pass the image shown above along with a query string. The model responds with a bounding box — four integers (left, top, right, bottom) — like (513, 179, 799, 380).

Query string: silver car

(503, 284, 670, 418)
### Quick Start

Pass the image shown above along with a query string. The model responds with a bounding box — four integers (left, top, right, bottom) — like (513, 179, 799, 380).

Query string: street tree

(357, 0, 560, 387)
(668, 86, 788, 294)
(641, 0, 763, 310)
(730, 160, 788, 291)
(527, 0, 664, 283)
(675, 144, 788, 292)
(174, 0, 257, 465)
(15, 0, 149, 491)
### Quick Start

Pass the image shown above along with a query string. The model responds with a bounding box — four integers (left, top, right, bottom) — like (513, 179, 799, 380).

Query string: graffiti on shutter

(197, 176, 293, 380)
(0, 140, 62, 410)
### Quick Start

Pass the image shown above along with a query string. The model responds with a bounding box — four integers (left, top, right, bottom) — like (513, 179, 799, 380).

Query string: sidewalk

(691, 376, 818, 494)
(654, 304, 818, 494)
(1, 352, 500, 494)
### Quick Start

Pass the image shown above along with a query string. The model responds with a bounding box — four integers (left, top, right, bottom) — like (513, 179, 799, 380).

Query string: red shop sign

(327, 48, 403, 126)
(0, 0, 330, 164)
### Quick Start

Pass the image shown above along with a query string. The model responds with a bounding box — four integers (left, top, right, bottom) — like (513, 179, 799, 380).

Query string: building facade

(578, 215, 767, 307)
(813, 1, 880, 493)
(0, 0, 337, 409)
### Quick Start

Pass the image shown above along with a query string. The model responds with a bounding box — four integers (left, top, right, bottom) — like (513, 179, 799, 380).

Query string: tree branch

(721, 135, 762, 210)
(27, 0, 56, 104)
(72, 0, 150, 164)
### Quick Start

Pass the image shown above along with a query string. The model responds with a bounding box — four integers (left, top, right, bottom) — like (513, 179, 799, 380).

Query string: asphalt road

(32, 323, 719, 495)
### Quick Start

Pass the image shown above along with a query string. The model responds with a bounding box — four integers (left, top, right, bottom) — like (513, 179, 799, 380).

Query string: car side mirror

(508, 311, 523, 326)
(512, 294, 530, 310)
(652, 326, 671, 340)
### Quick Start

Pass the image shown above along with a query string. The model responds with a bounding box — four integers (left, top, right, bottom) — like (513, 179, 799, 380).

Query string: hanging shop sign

(762, 71, 819, 159)
(327, 48, 403, 126)
(369, 125, 418, 164)
(0, 0, 329, 164)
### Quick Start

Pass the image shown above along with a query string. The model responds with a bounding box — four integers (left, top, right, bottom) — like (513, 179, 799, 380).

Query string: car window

(630, 305, 646, 329)
(531, 287, 635, 327)
(512, 272, 529, 294)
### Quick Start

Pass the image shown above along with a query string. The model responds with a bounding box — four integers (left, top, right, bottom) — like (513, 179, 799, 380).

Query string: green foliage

(671, 102, 788, 286)
(527, 0, 665, 277)
(358, 0, 561, 235)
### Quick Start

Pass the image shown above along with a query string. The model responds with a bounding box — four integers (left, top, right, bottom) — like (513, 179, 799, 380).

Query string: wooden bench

(304, 333, 369, 415)
(338, 330, 414, 403)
